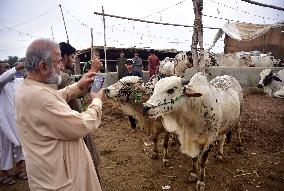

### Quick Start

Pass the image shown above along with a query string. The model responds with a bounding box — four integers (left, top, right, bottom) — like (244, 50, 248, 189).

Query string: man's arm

(136, 71, 142, 78)
(0, 67, 16, 90)
(58, 72, 95, 102)
(58, 82, 83, 103)
(138, 58, 143, 65)
(38, 96, 103, 140)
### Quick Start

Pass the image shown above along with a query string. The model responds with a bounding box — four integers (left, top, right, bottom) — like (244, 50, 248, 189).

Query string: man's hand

(90, 88, 105, 100)
(90, 55, 103, 73)
(15, 62, 25, 71)
(77, 72, 96, 91)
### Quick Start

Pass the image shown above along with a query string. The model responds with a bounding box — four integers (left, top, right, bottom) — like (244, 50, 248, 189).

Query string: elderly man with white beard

(15, 39, 104, 191)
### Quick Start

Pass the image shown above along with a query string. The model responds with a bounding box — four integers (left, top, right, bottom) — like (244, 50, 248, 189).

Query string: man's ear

(183, 86, 202, 97)
(62, 54, 68, 62)
(38, 61, 48, 75)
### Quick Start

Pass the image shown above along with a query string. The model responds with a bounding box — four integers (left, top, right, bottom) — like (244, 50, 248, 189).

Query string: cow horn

(181, 79, 190, 85)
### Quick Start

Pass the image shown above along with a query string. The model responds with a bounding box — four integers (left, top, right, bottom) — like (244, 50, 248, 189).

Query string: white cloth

(208, 22, 284, 49)
(0, 128, 24, 170)
(0, 67, 24, 170)
(0, 67, 22, 146)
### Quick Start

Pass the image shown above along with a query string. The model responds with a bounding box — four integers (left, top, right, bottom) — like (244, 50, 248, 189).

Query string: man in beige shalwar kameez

(15, 39, 103, 191)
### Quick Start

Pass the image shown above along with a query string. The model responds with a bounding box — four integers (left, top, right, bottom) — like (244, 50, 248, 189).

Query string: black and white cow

(257, 69, 284, 98)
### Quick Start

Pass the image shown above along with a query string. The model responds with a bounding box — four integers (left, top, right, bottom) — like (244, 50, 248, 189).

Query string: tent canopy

(208, 22, 284, 59)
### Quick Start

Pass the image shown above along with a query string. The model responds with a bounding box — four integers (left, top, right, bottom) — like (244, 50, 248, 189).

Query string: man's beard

(45, 72, 62, 85)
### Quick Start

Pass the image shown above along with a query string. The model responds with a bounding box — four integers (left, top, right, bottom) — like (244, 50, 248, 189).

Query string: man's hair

(59, 42, 76, 58)
(25, 38, 59, 72)
(126, 59, 134, 65)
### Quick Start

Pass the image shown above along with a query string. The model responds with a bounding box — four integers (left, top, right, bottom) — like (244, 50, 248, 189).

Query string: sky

(0, 0, 283, 60)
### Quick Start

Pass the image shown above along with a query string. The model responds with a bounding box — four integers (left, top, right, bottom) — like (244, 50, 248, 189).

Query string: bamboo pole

(91, 28, 94, 60)
(102, 6, 107, 71)
(191, 0, 204, 71)
(59, 4, 69, 43)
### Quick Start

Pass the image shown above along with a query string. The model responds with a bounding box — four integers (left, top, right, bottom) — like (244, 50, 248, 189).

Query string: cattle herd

(105, 51, 283, 191)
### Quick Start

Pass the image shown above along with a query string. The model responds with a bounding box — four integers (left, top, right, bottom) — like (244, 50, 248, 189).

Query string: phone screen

(91, 75, 105, 92)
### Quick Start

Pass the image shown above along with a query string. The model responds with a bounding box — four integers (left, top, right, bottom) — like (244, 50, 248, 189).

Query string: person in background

(148, 50, 160, 77)
(117, 51, 127, 80)
(58, 42, 82, 111)
(279, 56, 284, 67)
(14, 62, 25, 78)
(122, 59, 142, 133)
(59, 42, 76, 75)
(132, 52, 143, 78)
(15, 38, 104, 191)
(123, 59, 142, 78)
(59, 42, 101, 181)
(106, 57, 116, 72)
(0, 62, 27, 185)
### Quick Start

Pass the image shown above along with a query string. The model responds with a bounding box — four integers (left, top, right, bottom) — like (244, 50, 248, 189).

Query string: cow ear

(273, 75, 282, 82)
(183, 86, 202, 97)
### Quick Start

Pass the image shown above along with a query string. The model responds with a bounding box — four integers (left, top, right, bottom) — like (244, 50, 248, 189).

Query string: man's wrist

(91, 98, 102, 110)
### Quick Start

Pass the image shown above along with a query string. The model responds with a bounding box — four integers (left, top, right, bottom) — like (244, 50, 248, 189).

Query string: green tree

(7, 56, 19, 66)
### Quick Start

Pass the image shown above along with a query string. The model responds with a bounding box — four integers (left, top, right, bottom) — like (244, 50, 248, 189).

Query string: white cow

(159, 57, 175, 76)
(105, 76, 171, 166)
(159, 52, 193, 77)
(143, 73, 242, 190)
(205, 51, 279, 67)
(145, 52, 193, 94)
(257, 69, 284, 98)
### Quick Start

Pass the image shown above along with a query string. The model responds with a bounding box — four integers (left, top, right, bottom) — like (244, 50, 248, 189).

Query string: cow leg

(196, 146, 212, 191)
(236, 121, 242, 153)
(162, 131, 170, 167)
(226, 130, 232, 144)
(128, 116, 136, 132)
(187, 157, 199, 183)
(216, 134, 226, 160)
(151, 129, 159, 160)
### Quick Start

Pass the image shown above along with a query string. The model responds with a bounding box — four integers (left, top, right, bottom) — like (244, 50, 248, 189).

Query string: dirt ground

(1, 92, 284, 191)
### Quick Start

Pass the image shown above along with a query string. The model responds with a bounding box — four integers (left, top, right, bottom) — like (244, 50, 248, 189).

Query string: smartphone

(91, 75, 105, 92)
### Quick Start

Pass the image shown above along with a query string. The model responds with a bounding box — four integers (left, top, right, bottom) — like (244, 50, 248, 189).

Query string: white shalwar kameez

(0, 67, 24, 170)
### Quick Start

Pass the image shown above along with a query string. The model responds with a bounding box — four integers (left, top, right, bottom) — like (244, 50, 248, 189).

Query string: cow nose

(257, 84, 263, 88)
(142, 105, 151, 115)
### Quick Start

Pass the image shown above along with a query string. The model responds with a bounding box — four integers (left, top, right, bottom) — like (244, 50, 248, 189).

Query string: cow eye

(167, 88, 174, 94)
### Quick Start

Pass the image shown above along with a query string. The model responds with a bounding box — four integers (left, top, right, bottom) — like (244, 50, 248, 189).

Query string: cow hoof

(151, 153, 159, 160)
(215, 154, 223, 161)
(235, 144, 243, 154)
(163, 158, 170, 167)
(195, 180, 205, 191)
(187, 172, 198, 183)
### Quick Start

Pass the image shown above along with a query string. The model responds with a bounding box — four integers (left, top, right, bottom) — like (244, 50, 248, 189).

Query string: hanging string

(208, 0, 281, 22)
(0, 6, 57, 32)
(1, 25, 40, 38)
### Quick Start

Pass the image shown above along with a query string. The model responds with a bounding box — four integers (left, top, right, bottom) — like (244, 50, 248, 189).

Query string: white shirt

(0, 67, 22, 146)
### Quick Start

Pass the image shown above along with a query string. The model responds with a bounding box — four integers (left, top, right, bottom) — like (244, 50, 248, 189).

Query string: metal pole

(102, 6, 107, 70)
(59, 4, 69, 43)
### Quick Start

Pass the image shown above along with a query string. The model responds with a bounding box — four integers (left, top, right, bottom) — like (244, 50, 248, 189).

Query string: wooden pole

(102, 6, 107, 70)
(51, 26, 55, 41)
(59, 4, 69, 43)
(191, 0, 204, 71)
(91, 28, 94, 60)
